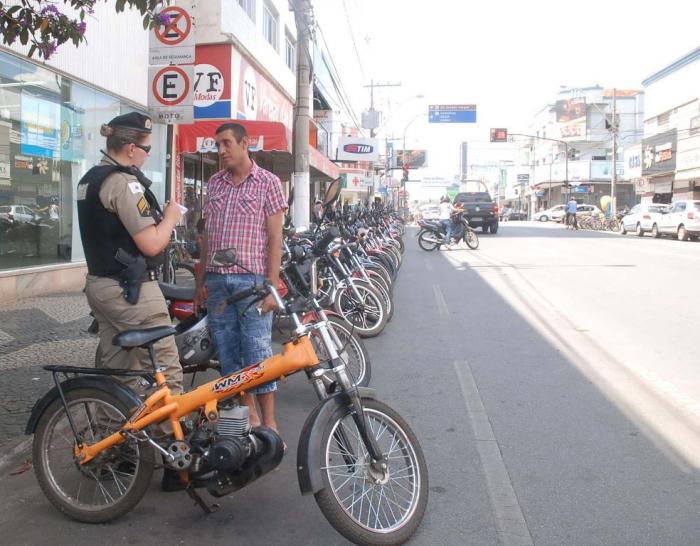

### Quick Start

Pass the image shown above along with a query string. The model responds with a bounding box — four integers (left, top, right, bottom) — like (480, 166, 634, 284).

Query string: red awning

(176, 120, 292, 154)
(310, 146, 340, 179)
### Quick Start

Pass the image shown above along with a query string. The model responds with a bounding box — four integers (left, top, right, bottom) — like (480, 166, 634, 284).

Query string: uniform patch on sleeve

(77, 184, 88, 200)
(137, 196, 151, 217)
(128, 181, 143, 194)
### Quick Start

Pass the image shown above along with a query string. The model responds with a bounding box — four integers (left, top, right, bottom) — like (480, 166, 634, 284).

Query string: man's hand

(258, 294, 277, 314)
(193, 284, 207, 315)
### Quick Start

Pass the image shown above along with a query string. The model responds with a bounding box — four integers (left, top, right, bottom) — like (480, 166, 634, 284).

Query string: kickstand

(186, 485, 219, 514)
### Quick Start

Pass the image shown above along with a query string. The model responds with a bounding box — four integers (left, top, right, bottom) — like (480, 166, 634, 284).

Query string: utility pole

(291, 0, 313, 229)
(363, 81, 401, 137)
(610, 88, 617, 217)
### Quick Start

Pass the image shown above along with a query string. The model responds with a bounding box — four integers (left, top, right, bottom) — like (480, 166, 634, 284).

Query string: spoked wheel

(464, 229, 479, 249)
(333, 283, 387, 338)
(315, 398, 429, 546)
(417, 230, 440, 251)
(32, 388, 155, 523)
(311, 316, 371, 387)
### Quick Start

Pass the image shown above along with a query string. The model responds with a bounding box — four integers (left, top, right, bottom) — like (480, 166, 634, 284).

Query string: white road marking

(453, 360, 534, 546)
(432, 285, 449, 315)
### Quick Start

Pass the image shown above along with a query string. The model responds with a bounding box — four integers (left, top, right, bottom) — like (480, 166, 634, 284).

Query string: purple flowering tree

(0, 1, 169, 60)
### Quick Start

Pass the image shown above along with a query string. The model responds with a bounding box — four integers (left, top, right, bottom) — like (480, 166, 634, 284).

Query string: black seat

(158, 282, 195, 301)
(113, 325, 177, 348)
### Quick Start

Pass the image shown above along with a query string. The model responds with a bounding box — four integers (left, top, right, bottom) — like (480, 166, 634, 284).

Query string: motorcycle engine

(206, 404, 257, 473)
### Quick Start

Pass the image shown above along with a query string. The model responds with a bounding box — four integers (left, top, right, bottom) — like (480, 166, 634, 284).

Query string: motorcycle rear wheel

(314, 398, 429, 546)
(465, 229, 479, 250)
(33, 388, 155, 523)
(417, 230, 440, 251)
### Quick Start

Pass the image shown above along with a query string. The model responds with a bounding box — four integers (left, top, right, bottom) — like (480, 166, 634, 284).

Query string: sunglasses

(133, 143, 152, 154)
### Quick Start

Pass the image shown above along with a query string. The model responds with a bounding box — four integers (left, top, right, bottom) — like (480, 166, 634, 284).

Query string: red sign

(152, 66, 190, 106)
(236, 51, 293, 130)
(154, 6, 192, 46)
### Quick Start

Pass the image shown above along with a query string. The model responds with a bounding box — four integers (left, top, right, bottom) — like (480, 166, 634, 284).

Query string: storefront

(642, 129, 676, 204)
(0, 50, 167, 276)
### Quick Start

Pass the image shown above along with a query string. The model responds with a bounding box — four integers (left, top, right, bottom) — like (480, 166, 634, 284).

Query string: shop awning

(177, 120, 292, 154)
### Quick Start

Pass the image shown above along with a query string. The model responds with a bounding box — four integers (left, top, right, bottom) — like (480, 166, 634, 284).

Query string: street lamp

(401, 112, 428, 216)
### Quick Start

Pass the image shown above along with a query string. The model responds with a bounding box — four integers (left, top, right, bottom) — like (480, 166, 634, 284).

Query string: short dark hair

(216, 123, 248, 143)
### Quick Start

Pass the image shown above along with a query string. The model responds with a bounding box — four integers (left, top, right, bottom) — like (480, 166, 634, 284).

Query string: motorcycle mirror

(323, 179, 342, 207)
(210, 248, 237, 267)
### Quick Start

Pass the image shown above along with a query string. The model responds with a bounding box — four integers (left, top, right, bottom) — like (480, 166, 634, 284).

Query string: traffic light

(490, 128, 508, 142)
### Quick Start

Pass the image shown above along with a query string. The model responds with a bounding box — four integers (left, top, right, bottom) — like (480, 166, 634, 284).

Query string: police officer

(77, 114, 183, 414)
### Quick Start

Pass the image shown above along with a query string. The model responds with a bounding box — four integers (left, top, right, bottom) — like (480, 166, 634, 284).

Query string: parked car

(533, 204, 566, 222)
(501, 208, 528, 221)
(419, 205, 440, 221)
(453, 191, 499, 233)
(656, 200, 700, 240)
(0, 204, 38, 224)
(574, 204, 602, 218)
(620, 203, 671, 236)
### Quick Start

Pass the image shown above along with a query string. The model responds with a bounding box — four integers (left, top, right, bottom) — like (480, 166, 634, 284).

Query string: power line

(341, 0, 366, 81)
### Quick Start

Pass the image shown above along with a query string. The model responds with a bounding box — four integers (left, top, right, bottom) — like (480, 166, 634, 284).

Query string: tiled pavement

(0, 292, 97, 446)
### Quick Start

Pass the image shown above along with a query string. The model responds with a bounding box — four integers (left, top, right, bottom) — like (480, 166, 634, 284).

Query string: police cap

(107, 112, 152, 134)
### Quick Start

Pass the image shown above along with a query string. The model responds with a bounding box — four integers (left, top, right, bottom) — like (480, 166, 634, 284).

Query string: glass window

(238, 0, 256, 22)
(263, 1, 279, 51)
(285, 32, 296, 72)
(630, 205, 640, 214)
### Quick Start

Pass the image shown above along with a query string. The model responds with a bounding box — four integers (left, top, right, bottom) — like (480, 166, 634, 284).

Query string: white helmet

(174, 314, 215, 366)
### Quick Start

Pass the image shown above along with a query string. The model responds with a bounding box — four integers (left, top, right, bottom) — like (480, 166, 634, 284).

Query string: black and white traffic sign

(148, 65, 194, 124)
(149, 5, 195, 66)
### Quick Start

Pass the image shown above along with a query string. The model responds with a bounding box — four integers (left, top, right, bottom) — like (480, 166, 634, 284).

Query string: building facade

(0, 3, 167, 302)
(640, 48, 700, 204)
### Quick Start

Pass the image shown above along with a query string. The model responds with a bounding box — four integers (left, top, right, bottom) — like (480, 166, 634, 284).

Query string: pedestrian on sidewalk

(194, 122, 288, 440)
(77, 112, 185, 490)
(566, 197, 578, 230)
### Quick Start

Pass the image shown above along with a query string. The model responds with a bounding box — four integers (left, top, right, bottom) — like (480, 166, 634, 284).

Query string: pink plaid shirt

(204, 162, 287, 275)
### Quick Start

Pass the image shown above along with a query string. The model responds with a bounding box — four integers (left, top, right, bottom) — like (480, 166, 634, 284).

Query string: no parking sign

(148, 65, 194, 124)
(149, 5, 195, 65)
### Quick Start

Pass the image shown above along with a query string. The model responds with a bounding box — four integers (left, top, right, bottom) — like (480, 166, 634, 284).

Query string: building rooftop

(642, 47, 700, 87)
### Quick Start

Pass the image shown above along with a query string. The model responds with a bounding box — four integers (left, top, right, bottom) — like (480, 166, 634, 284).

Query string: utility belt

(107, 269, 159, 283)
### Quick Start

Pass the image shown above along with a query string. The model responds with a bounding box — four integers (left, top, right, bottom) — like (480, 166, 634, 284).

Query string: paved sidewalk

(0, 291, 97, 446)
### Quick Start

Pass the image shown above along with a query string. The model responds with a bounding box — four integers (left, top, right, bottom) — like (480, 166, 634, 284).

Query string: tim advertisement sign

(337, 137, 379, 162)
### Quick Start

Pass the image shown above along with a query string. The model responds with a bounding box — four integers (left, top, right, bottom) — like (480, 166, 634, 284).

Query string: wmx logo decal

(343, 144, 375, 154)
(212, 363, 264, 394)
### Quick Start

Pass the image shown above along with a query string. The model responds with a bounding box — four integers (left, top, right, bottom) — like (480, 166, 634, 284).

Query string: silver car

(620, 203, 671, 236)
(533, 204, 566, 222)
(657, 200, 700, 240)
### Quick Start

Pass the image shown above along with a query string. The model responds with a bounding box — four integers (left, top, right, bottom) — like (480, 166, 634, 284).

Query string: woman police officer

(76, 113, 184, 429)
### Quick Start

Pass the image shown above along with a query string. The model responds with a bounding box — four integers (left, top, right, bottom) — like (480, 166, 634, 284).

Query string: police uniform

(77, 113, 182, 397)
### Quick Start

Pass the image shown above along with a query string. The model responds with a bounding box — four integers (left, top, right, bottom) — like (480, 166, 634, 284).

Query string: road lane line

(432, 284, 449, 315)
(453, 360, 534, 546)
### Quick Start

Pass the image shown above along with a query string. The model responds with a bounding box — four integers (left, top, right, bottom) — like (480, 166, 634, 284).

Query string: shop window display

(0, 51, 165, 272)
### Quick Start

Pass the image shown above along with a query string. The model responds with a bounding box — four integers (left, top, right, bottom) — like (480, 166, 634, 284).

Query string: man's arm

(260, 211, 284, 313)
(194, 231, 208, 311)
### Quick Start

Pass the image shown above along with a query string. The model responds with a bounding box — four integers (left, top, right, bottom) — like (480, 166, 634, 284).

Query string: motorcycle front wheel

(314, 398, 429, 546)
(311, 315, 371, 387)
(33, 388, 155, 523)
(333, 283, 388, 338)
(464, 228, 479, 250)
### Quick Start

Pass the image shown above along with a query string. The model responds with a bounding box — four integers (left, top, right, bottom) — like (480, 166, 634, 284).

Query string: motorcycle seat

(159, 282, 195, 301)
(113, 325, 177, 348)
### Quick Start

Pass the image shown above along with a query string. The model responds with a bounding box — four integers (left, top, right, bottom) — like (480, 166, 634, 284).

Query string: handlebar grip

(227, 287, 257, 304)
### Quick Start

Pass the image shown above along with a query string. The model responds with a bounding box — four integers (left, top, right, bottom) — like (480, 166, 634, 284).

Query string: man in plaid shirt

(195, 122, 288, 435)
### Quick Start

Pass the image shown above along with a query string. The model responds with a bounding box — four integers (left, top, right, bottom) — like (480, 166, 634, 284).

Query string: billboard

(337, 136, 379, 162)
(20, 93, 60, 159)
(642, 129, 677, 176)
(395, 149, 427, 169)
(554, 99, 586, 140)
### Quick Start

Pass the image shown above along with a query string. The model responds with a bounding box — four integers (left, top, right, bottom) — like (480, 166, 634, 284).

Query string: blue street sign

(429, 104, 477, 123)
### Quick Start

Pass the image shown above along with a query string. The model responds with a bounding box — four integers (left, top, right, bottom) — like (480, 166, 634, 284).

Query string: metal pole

(611, 88, 617, 217)
(564, 141, 568, 204)
(292, 0, 312, 229)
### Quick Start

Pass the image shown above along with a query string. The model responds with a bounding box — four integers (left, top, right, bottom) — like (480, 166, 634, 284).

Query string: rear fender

(25, 376, 142, 435)
(297, 387, 376, 495)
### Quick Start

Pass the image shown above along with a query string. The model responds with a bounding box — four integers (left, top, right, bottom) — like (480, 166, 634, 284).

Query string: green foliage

(0, 1, 170, 60)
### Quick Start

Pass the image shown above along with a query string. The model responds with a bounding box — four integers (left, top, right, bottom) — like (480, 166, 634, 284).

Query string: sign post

(429, 104, 477, 123)
(148, 65, 194, 124)
(149, 5, 195, 65)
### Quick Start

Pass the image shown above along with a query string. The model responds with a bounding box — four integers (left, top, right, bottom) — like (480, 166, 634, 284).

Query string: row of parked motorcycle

(30, 180, 428, 545)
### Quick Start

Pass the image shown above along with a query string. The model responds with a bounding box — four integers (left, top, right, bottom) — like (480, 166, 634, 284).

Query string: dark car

(453, 192, 499, 233)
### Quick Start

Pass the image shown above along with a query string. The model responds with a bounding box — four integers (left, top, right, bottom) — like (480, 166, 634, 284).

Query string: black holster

(114, 248, 147, 305)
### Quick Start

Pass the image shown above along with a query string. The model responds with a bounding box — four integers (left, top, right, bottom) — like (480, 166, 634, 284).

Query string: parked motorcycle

(27, 243, 428, 546)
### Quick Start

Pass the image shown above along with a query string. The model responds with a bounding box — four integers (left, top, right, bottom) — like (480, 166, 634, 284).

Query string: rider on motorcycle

(438, 196, 463, 245)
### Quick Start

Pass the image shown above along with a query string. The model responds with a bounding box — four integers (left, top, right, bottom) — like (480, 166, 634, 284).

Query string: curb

(0, 436, 32, 474)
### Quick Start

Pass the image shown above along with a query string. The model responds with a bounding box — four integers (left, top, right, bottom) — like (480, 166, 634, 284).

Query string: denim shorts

(207, 273, 276, 394)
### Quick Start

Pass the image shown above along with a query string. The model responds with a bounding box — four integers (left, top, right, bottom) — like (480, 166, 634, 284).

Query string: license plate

(471, 217, 482, 221)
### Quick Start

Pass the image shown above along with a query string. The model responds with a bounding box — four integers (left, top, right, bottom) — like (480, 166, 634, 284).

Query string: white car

(0, 205, 38, 223)
(574, 204, 603, 218)
(620, 203, 671, 236)
(656, 200, 700, 240)
(533, 204, 566, 222)
(420, 206, 441, 221)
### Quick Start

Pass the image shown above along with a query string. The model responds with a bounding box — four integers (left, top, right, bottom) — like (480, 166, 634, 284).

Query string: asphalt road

(0, 222, 698, 545)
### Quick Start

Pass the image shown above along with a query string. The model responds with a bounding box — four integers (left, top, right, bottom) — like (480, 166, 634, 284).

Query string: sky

(314, 0, 700, 177)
